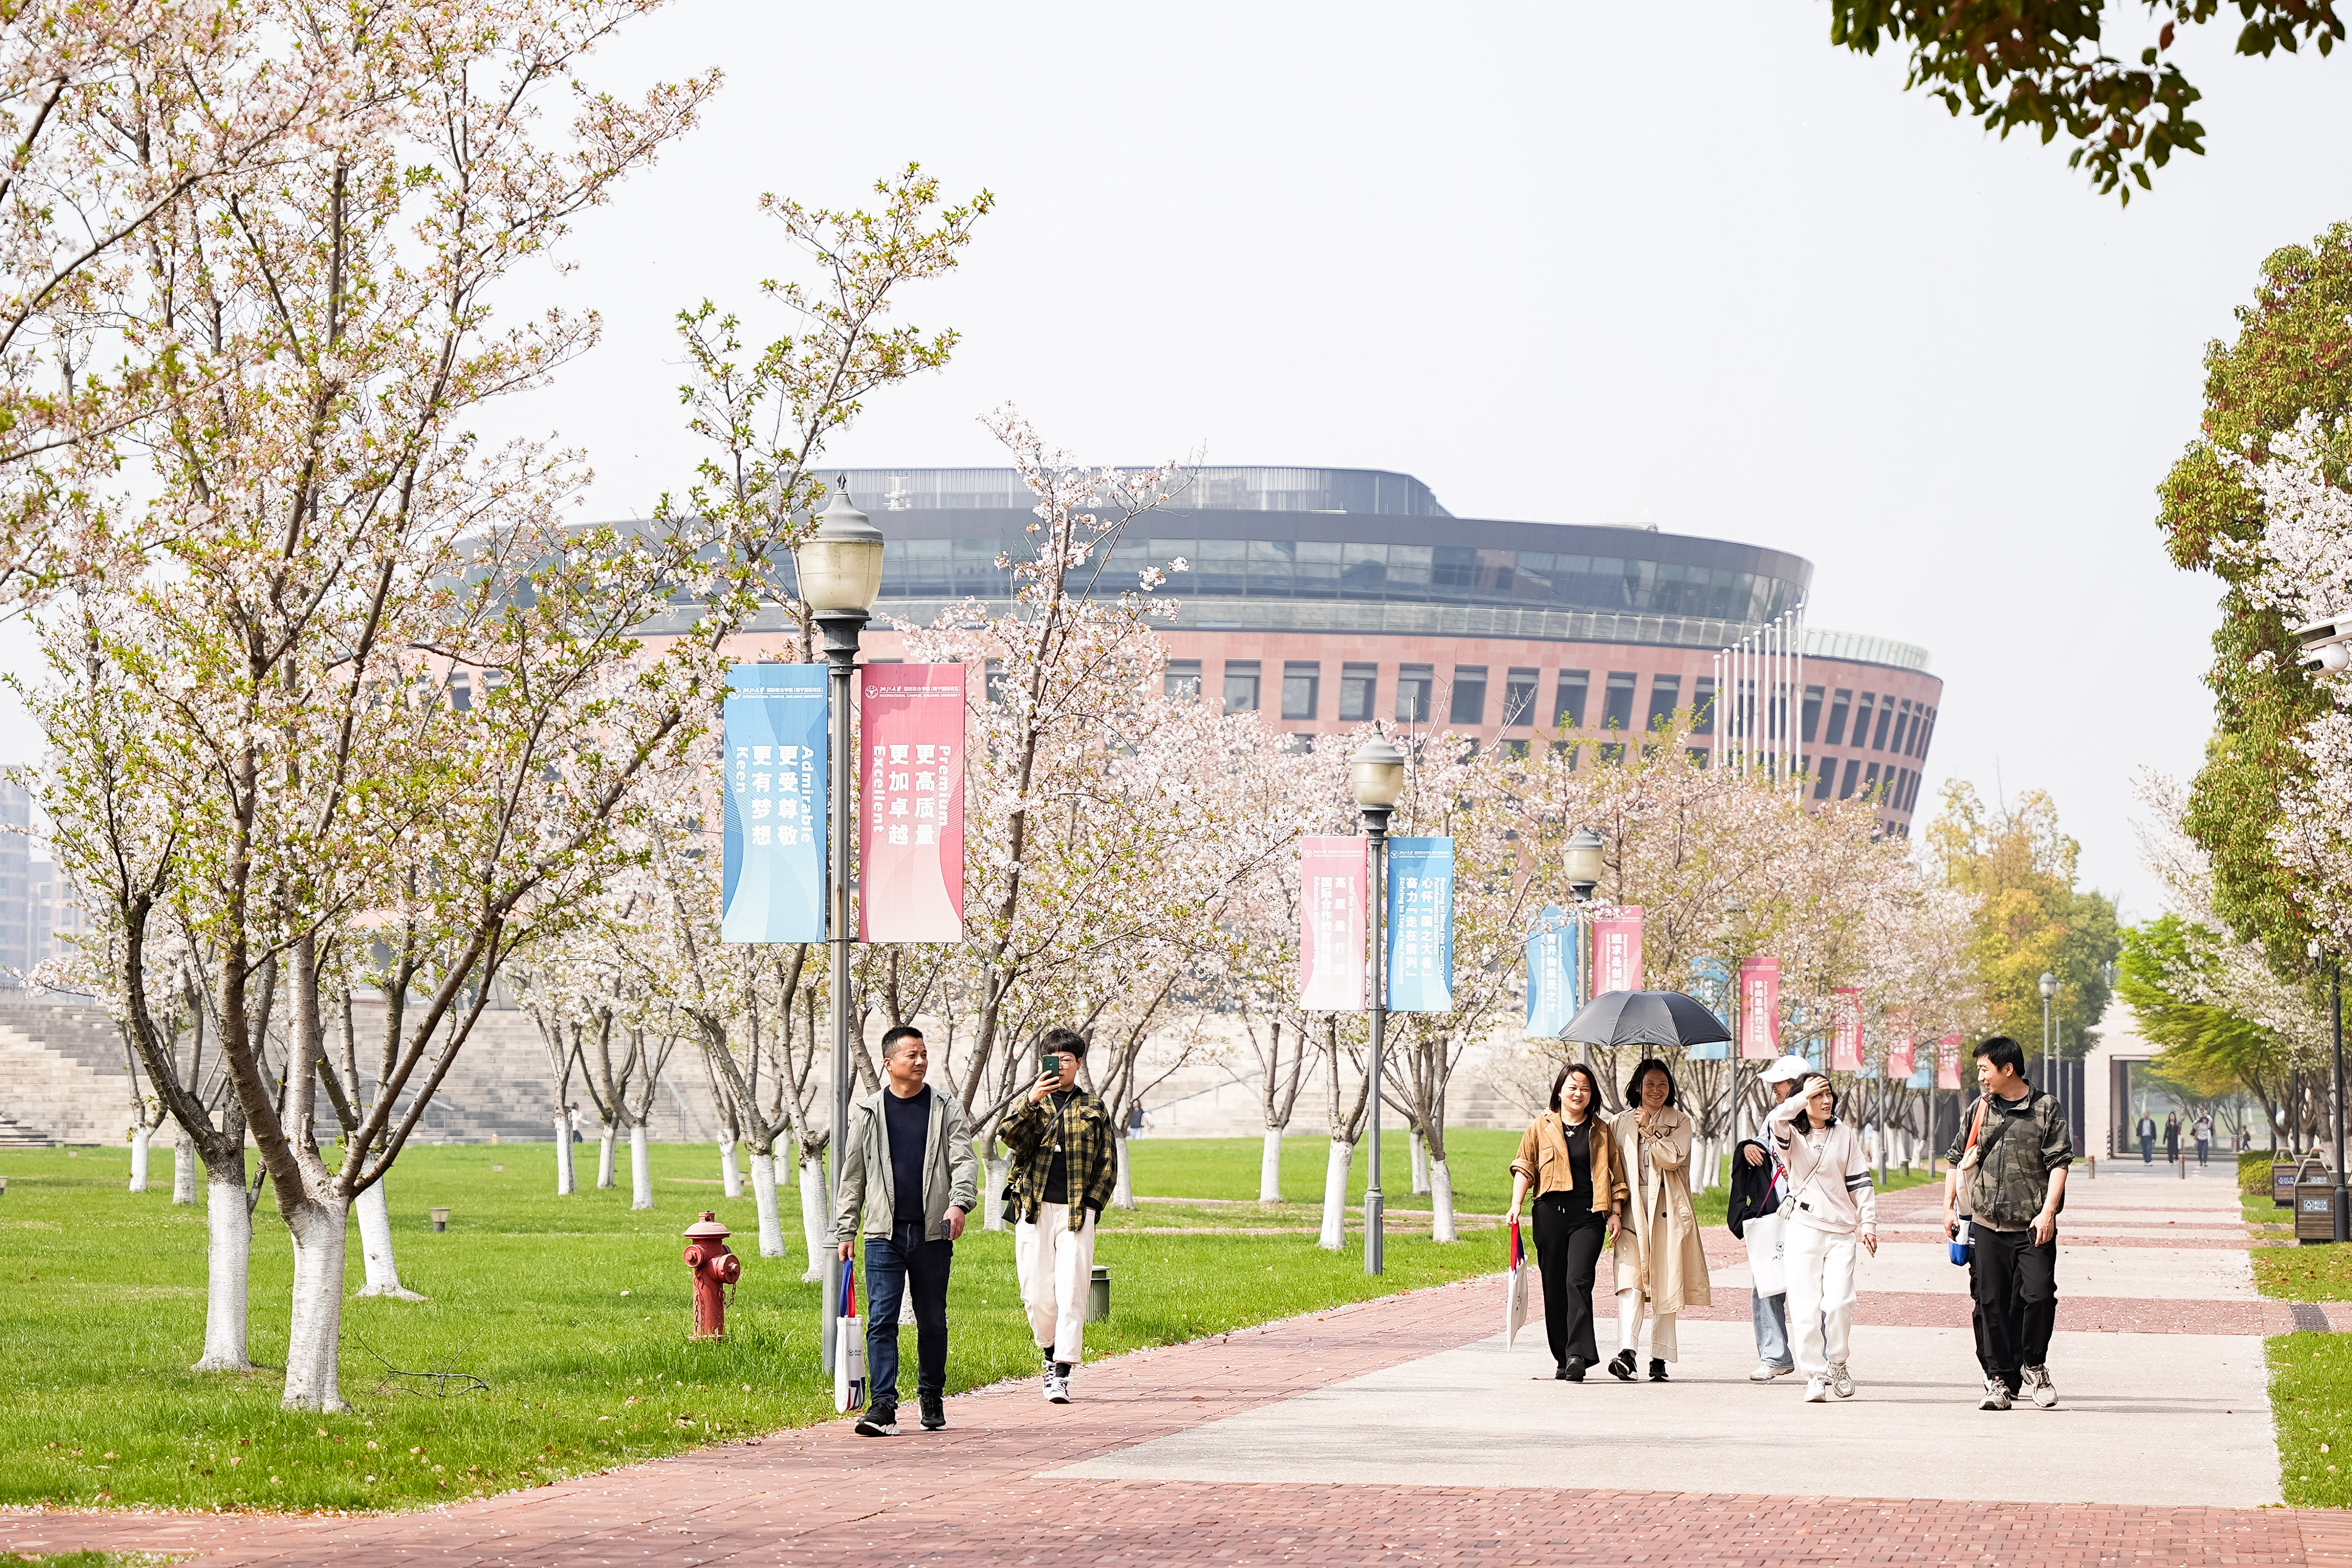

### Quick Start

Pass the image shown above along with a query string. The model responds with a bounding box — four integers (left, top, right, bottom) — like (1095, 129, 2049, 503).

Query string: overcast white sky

(8, 0, 2348, 916)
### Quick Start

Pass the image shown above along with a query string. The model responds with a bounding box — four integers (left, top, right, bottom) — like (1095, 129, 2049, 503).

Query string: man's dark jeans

(1968, 1224, 2057, 1392)
(864, 1221, 952, 1413)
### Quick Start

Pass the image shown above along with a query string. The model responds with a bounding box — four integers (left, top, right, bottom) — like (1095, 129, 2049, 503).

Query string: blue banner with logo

(721, 664, 828, 942)
(1385, 837, 1454, 1013)
(1686, 956, 1732, 1059)
(1524, 906, 1577, 1037)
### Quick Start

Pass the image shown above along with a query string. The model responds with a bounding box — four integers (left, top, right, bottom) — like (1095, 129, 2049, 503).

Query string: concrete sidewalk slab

(1048, 1319, 2281, 1507)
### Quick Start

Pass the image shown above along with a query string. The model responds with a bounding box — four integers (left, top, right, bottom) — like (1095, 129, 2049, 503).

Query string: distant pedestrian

(1608, 1058, 1709, 1382)
(2195, 1114, 2214, 1166)
(2164, 1113, 2181, 1165)
(2137, 1112, 2155, 1164)
(1000, 1027, 1117, 1404)
(1944, 1036, 2072, 1412)
(1509, 1063, 1628, 1381)
(832, 1025, 978, 1438)
(1731, 1054, 1814, 1382)
(1767, 1074, 1879, 1403)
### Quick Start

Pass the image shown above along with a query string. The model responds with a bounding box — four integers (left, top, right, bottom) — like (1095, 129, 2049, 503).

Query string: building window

(1448, 666, 1488, 725)
(1872, 700, 1894, 751)
(1644, 674, 1681, 735)
(1917, 707, 1938, 758)
(1502, 667, 1539, 727)
(1397, 664, 1434, 723)
(1862, 761, 1881, 799)
(1824, 688, 1852, 745)
(1599, 741, 1625, 766)
(1812, 760, 1834, 801)
(1693, 675, 1716, 735)
(1281, 661, 1320, 721)
(1686, 746, 1709, 768)
(1339, 662, 1378, 722)
(1602, 671, 1638, 734)
(1851, 693, 1876, 750)
(1165, 659, 1202, 701)
(1281, 733, 1316, 755)
(447, 671, 471, 711)
(1554, 670, 1588, 729)
(1501, 737, 1530, 760)
(986, 658, 1008, 706)
(1801, 684, 1824, 743)
(1889, 699, 1911, 755)
(1838, 758, 1861, 800)
(1223, 660, 1261, 716)
(1551, 739, 1579, 770)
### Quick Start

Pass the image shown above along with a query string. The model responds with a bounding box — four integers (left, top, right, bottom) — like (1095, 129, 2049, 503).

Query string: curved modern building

(740, 466, 1944, 834)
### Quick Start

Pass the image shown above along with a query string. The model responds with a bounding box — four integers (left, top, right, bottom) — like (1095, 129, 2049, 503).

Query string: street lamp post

(2335, 958, 2348, 1237)
(2038, 971, 2057, 1100)
(1720, 893, 1748, 1139)
(1563, 827, 1605, 1014)
(793, 477, 885, 1372)
(1350, 736, 1406, 1277)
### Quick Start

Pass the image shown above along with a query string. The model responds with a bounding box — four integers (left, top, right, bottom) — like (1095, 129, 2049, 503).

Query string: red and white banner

(1884, 1008, 1916, 1080)
(1298, 836, 1367, 1012)
(1592, 906, 1644, 994)
(858, 664, 966, 942)
(1739, 955, 1780, 1059)
(1829, 987, 1863, 1071)
(1936, 1030, 1964, 1090)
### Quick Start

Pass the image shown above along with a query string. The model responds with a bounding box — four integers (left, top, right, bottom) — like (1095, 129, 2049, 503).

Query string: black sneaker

(1648, 1358, 1669, 1382)
(1607, 1350, 1636, 1381)
(854, 1408, 897, 1437)
(919, 1393, 946, 1431)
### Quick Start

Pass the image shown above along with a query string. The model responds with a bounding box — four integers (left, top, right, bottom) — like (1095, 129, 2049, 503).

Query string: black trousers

(1968, 1225, 2057, 1390)
(1532, 1193, 1608, 1368)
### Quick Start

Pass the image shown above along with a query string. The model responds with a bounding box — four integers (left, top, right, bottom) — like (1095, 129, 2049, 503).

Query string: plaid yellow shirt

(1000, 1088, 1117, 1227)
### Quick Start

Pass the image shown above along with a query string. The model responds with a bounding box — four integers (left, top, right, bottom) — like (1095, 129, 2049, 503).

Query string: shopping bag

(834, 1257, 867, 1414)
(1503, 1217, 1530, 1347)
(1744, 1208, 1787, 1297)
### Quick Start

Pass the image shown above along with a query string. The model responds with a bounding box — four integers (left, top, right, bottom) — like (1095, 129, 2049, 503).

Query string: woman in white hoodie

(1766, 1074, 1878, 1403)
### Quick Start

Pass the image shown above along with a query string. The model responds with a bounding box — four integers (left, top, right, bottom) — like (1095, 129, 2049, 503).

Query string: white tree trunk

(797, 1152, 829, 1283)
(1111, 1132, 1135, 1210)
(1692, 1136, 1713, 1193)
(192, 1173, 252, 1372)
(1259, 1129, 1284, 1203)
(353, 1182, 425, 1300)
(281, 1195, 352, 1411)
(128, 1124, 152, 1192)
(1410, 1131, 1430, 1196)
(1318, 1139, 1354, 1251)
(554, 1116, 576, 1196)
(596, 1127, 617, 1189)
(750, 1150, 787, 1259)
(983, 1156, 1010, 1231)
(1429, 1157, 1457, 1242)
(171, 1137, 197, 1206)
(629, 1124, 653, 1210)
(719, 1138, 742, 1198)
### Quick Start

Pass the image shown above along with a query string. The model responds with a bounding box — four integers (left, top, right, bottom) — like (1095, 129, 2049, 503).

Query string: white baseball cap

(1758, 1054, 1814, 1085)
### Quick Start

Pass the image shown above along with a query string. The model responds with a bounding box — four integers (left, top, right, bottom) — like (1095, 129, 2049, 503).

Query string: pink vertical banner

(858, 664, 966, 942)
(1885, 1008, 1916, 1080)
(1936, 1031, 1964, 1090)
(1592, 906, 1645, 994)
(1739, 955, 1780, 1059)
(1298, 836, 1367, 1011)
(1829, 987, 1863, 1071)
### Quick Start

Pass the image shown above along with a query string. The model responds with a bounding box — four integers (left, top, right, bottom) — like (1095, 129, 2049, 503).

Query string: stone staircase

(0, 996, 135, 1146)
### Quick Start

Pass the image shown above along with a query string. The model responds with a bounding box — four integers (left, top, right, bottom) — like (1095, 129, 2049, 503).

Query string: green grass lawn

(0, 1140, 1510, 1514)
(2268, 1335, 2352, 1507)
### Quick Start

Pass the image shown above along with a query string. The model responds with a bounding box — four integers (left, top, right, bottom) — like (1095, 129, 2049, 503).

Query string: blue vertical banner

(721, 664, 828, 943)
(1385, 837, 1455, 1013)
(1524, 906, 1577, 1037)
(1686, 956, 1732, 1059)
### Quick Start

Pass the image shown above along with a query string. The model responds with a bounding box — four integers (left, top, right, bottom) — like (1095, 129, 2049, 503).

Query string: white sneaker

(1828, 1361, 1854, 1399)
(1749, 1363, 1794, 1382)
(1803, 1376, 1829, 1403)
(1978, 1377, 2012, 1411)
(2023, 1365, 2057, 1409)
(1047, 1371, 1070, 1405)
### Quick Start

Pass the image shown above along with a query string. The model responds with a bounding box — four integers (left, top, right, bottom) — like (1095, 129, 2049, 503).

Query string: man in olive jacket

(1943, 1034, 2073, 1413)
(999, 1026, 1117, 1403)
(833, 1026, 980, 1436)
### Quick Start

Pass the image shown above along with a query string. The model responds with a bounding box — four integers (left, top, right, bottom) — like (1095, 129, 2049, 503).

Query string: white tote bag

(1503, 1218, 1530, 1347)
(1744, 1207, 1788, 1298)
(834, 1259, 867, 1414)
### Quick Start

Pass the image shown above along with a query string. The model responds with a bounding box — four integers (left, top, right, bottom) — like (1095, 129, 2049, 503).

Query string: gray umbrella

(1560, 989, 1733, 1050)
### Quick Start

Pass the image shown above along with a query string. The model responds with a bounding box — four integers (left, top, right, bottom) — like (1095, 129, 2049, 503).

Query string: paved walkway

(8, 1158, 2345, 1565)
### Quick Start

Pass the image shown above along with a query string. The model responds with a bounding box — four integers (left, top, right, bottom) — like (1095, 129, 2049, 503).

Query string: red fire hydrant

(683, 1212, 741, 1341)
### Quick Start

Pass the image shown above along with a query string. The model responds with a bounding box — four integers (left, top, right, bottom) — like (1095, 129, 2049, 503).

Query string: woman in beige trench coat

(1607, 1056, 1711, 1381)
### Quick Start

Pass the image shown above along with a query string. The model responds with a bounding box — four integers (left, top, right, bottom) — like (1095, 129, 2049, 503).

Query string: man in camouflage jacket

(999, 1026, 1117, 1403)
(1943, 1035, 2073, 1412)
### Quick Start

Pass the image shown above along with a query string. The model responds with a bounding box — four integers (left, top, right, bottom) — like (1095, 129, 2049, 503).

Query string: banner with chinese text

(1298, 837, 1367, 1011)
(1386, 837, 1455, 1013)
(858, 665, 967, 941)
(1830, 987, 1863, 1071)
(1524, 907, 1577, 1039)
(1936, 1031, 1964, 1090)
(721, 663, 827, 943)
(1885, 1008, 1919, 1085)
(1593, 907, 1644, 994)
(1686, 955, 1732, 1060)
(1739, 955, 1781, 1059)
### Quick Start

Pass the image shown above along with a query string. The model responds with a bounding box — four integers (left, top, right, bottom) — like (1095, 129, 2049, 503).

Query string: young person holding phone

(999, 1026, 1117, 1403)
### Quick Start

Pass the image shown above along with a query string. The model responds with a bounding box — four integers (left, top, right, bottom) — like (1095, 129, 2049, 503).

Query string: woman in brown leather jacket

(1508, 1062, 1628, 1381)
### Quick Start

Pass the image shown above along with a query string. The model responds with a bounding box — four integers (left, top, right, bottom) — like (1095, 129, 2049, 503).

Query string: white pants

(1615, 1290, 1678, 1362)
(1015, 1204, 1097, 1364)
(1783, 1222, 1859, 1378)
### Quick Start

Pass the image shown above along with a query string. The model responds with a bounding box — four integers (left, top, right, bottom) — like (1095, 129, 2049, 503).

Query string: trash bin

(1086, 1265, 1110, 1324)
(2298, 1181, 2343, 1244)
(2275, 1162, 2301, 1208)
